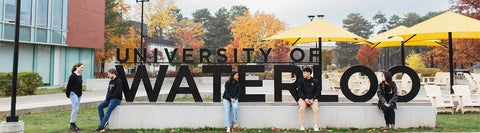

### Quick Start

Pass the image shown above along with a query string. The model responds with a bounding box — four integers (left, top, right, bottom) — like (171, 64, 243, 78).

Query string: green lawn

(1, 108, 479, 132)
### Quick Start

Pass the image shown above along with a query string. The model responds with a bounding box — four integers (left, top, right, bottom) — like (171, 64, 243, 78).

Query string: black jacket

(106, 77, 123, 101)
(296, 77, 321, 100)
(377, 81, 398, 109)
(66, 73, 82, 98)
(223, 80, 240, 100)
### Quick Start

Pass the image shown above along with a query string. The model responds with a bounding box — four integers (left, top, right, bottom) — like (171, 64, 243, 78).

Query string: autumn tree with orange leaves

(228, 11, 286, 63)
(96, 0, 135, 70)
(357, 45, 381, 69)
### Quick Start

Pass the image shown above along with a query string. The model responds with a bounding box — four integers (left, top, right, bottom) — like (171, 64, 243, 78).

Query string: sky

(127, 0, 451, 29)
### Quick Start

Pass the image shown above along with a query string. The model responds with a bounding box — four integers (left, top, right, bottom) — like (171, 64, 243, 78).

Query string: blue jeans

(223, 98, 238, 127)
(69, 92, 81, 123)
(97, 98, 121, 127)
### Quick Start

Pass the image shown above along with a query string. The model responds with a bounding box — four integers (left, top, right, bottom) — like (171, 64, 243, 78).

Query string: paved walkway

(0, 79, 442, 116)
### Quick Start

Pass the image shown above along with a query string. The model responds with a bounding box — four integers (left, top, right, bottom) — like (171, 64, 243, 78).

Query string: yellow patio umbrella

(265, 19, 369, 45)
(395, 11, 480, 93)
(368, 26, 446, 65)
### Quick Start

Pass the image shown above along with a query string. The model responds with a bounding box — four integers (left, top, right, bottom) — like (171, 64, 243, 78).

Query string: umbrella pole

(319, 37, 322, 91)
(448, 32, 454, 94)
(401, 41, 405, 66)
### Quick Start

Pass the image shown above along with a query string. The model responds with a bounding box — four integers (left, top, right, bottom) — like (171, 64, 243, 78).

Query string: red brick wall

(67, 0, 104, 49)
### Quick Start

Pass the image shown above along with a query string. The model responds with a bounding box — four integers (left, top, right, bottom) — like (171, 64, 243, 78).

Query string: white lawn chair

(398, 74, 412, 95)
(424, 85, 455, 114)
(434, 72, 450, 88)
(463, 73, 479, 94)
(452, 85, 480, 114)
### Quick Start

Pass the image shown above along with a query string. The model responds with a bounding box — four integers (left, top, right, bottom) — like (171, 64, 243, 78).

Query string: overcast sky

(128, 0, 450, 29)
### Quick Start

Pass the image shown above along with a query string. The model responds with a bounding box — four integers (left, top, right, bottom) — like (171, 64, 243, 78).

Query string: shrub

(415, 68, 443, 77)
(0, 72, 43, 96)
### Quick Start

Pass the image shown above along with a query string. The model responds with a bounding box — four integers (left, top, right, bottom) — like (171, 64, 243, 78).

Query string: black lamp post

(137, 0, 149, 64)
(6, 0, 21, 122)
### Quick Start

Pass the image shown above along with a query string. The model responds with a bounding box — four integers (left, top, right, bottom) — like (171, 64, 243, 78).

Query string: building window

(36, 28, 47, 43)
(20, 26, 30, 41)
(4, 0, 32, 24)
(4, 24, 14, 40)
(51, 30, 61, 43)
(36, 0, 48, 27)
(52, 0, 62, 29)
(0, 0, 4, 21)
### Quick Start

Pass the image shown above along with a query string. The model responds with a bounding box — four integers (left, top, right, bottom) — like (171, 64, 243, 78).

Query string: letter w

(115, 65, 168, 102)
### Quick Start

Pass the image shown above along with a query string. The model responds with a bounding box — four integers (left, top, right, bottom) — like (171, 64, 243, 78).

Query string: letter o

(387, 66, 420, 102)
(340, 65, 378, 102)
(290, 48, 305, 63)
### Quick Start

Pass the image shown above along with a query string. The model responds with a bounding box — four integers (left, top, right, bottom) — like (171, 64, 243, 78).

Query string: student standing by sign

(223, 71, 240, 132)
(377, 71, 398, 130)
(296, 67, 320, 131)
(95, 68, 123, 132)
(66, 63, 84, 131)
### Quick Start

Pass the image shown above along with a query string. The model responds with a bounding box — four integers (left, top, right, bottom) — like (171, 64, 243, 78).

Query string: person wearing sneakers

(95, 68, 123, 132)
(65, 63, 84, 132)
(296, 67, 320, 131)
(223, 71, 240, 133)
(377, 71, 398, 130)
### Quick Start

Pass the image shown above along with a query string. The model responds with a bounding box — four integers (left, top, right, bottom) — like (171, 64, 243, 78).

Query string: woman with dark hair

(377, 71, 398, 130)
(65, 63, 84, 131)
(223, 71, 240, 132)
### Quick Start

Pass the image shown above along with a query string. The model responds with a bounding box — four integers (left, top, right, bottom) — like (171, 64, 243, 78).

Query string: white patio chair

(424, 85, 455, 114)
(452, 85, 480, 114)
(463, 73, 479, 94)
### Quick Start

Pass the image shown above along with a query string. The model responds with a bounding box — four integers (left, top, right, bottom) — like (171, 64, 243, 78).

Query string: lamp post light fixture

(137, 0, 149, 64)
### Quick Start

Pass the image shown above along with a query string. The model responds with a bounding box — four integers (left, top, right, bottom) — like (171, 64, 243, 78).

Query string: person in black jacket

(223, 71, 240, 133)
(66, 63, 84, 131)
(296, 67, 320, 131)
(377, 71, 398, 130)
(95, 68, 123, 132)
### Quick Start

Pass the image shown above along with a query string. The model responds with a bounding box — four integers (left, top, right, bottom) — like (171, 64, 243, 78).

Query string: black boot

(70, 123, 80, 131)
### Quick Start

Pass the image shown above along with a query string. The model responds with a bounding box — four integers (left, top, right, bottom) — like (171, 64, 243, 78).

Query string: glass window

(5, 0, 32, 24)
(36, 0, 48, 27)
(0, 24, 3, 39)
(51, 30, 61, 43)
(36, 28, 47, 42)
(0, 0, 4, 21)
(4, 24, 14, 40)
(20, 0, 32, 25)
(5, 0, 15, 22)
(52, 0, 62, 29)
(20, 26, 31, 41)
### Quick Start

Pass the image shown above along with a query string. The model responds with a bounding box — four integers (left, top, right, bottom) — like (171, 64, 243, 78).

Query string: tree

(143, 0, 178, 38)
(322, 49, 334, 70)
(449, 0, 480, 19)
(386, 15, 402, 30)
(272, 40, 291, 62)
(372, 11, 387, 33)
(229, 11, 286, 62)
(117, 26, 141, 68)
(334, 13, 373, 68)
(356, 45, 381, 69)
(405, 52, 426, 69)
(97, 0, 134, 70)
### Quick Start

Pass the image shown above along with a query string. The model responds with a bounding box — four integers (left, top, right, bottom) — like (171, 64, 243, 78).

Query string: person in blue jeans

(66, 63, 84, 132)
(223, 71, 240, 133)
(95, 68, 123, 132)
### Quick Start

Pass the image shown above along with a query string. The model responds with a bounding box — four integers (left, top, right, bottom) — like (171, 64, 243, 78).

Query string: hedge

(0, 72, 43, 96)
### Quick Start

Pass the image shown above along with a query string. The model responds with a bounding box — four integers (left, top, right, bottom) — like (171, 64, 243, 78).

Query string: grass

(1, 109, 479, 132)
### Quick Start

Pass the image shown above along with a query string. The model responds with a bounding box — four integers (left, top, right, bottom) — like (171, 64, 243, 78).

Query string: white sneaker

(300, 126, 305, 131)
(314, 124, 319, 131)
(226, 127, 231, 132)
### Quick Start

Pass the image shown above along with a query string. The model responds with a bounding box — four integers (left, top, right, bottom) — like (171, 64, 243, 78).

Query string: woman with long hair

(223, 71, 240, 132)
(377, 71, 399, 130)
(65, 63, 84, 131)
